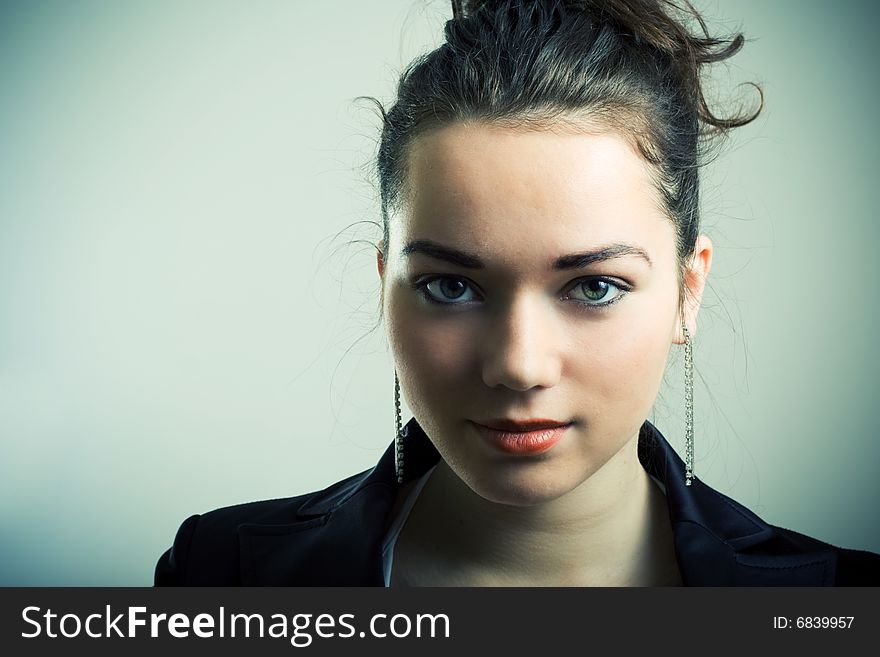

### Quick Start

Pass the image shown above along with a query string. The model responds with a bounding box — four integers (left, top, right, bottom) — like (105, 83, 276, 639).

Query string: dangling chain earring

(394, 370, 408, 484)
(682, 323, 694, 486)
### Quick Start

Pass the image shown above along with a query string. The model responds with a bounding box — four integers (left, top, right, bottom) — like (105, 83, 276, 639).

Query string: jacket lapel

(639, 422, 837, 585)
(238, 441, 401, 585)
(237, 418, 450, 585)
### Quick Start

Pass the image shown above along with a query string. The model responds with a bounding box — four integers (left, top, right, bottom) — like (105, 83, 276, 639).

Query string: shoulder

(667, 470, 880, 586)
(153, 461, 380, 587)
(768, 525, 880, 586)
(153, 494, 312, 586)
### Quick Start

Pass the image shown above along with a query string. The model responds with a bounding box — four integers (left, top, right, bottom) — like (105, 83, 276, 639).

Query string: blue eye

(563, 278, 628, 307)
(416, 276, 479, 305)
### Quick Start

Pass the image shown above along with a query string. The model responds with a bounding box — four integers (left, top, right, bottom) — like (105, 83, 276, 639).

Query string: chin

(463, 466, 580, 507)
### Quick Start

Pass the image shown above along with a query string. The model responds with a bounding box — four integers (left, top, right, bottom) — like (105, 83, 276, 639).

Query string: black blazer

(155, 418, 880, 586)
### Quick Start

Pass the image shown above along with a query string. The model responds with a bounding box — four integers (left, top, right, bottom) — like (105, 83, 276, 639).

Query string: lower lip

(472, 422, 570, 455)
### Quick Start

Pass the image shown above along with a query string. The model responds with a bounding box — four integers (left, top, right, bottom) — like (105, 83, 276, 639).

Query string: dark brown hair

(367, 0, 762, 315)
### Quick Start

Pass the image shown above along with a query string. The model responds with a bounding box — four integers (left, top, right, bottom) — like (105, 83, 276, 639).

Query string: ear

(376, 240, 385, 278)
(673, 234, 713, 344)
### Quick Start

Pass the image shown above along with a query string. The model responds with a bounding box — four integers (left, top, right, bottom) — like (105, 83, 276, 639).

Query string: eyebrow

(401, 239, 653, 270)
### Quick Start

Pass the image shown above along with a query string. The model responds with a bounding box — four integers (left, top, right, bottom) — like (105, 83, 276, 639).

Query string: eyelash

(411, 275, 632, 312)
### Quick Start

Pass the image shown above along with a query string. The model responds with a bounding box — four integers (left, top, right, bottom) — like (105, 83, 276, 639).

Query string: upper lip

(475, 418, 571, 432)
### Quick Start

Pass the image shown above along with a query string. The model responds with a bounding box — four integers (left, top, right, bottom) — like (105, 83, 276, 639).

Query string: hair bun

(451, 0, 762, 133)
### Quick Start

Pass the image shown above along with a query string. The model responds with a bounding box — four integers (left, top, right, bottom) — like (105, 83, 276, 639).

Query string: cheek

(571, 290, 676, 415)
(386, 285, 477, 397)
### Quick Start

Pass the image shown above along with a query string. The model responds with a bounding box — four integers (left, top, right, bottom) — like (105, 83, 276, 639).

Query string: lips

(471, 418, 572, 455)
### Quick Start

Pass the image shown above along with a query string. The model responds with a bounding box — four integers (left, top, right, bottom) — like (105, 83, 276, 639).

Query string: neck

(403, 431, 677, 586)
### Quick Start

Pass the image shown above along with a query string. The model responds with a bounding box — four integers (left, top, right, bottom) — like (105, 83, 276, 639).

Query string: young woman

(155, 0, 880, 586)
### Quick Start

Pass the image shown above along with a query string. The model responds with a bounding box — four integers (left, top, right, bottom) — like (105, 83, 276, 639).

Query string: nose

(480, 294, 562, 391)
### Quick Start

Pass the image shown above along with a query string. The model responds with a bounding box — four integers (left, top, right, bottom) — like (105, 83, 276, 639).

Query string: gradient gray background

(1, 0, 877, 585)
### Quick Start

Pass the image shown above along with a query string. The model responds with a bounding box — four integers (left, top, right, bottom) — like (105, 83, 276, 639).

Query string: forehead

(399, 121, 670, 255)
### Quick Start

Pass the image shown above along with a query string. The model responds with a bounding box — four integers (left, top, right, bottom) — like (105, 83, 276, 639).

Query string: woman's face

(379, 121, 708, 506)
